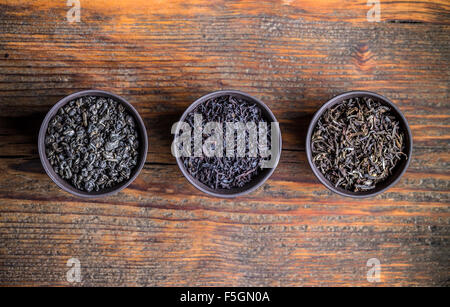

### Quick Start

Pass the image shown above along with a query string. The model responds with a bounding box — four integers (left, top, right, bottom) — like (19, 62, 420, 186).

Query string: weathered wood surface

(0, 0, 449, 286)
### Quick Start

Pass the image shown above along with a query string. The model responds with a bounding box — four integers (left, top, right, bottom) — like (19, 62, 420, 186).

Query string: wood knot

(353, 43, 374, 71)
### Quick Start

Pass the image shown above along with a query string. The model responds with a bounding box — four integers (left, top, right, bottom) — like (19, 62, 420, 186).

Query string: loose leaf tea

(180, 95, 271, 190)
(45, 96, 140, 192)
(311, 96, 407, 192)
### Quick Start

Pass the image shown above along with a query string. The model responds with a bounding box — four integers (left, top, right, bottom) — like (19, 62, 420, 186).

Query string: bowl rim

(38, 89, 148, 198)
(305, 90, 413, 198)
(174, 90, 282, 198)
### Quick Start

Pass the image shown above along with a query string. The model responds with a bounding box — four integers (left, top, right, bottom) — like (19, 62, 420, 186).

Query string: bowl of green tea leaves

(306, 91, 412, 198)
(38, 90, 148, 198)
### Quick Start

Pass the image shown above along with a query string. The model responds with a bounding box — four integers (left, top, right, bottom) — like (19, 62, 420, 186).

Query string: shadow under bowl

(38, 90, 148, 198)
(306, 90, 413, 198)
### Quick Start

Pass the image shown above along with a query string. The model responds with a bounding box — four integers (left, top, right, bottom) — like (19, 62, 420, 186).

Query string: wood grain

(0, 0, 449, 286)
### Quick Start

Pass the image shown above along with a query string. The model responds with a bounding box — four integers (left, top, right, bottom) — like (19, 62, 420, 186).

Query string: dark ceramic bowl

(175, 90, 282, 198)
(38, 90, 148, 198)
(306, 91, 413, 198)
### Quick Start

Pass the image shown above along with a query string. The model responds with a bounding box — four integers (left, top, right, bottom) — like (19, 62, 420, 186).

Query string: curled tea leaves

(311, 96, 407, 192)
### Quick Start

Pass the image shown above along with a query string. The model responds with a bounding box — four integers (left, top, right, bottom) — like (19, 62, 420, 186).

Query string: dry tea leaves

(45, 96, 140, 192)
(180, 95, 271, 190)
(311, 96, 408, 192)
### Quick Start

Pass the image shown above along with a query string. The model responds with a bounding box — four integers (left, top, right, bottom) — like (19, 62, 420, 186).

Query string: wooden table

(0, 0, 448, 287)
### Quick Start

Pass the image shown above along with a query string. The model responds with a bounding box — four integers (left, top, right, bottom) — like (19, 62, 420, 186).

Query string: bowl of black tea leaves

(39, 90, 148, 197)
(306, 91, 412, 198)
(174, 90, 282, 197)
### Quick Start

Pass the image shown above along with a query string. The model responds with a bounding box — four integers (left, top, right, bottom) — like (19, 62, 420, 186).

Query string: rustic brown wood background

(0, 0, 448, 287)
